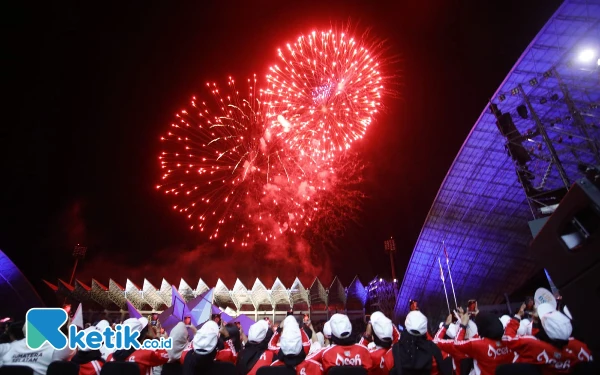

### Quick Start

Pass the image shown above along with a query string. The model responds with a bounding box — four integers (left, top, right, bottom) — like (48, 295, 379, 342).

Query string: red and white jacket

(179, 339, 239, 365)
(502, 317, 593, 375)
(271, 358, 324, 375)
(77, 360, 104, 375)
(320, 344, 373, 374)
(268, 329, 311, 355)
(357, 325, 401, 375)
(107, 349, 169, 375)
(245, 350, 275, 375)
(434, 334, 512, 375)
(434, 323, 477, 375)
(215, 339, 238, 364)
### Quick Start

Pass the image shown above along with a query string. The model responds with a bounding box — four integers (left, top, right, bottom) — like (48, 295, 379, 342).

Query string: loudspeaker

(529, 178, 600, 354)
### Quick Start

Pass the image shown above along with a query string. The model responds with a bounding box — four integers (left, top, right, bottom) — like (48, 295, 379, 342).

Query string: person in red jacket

(215, 323, 241, 364)
(433, 308, 478, 375)
(320, 313, 373, 374)
(271, 321, 323, 375)
(181, 320, 220, 375)
(268, 316, 311, 355)
(392, 310, 450, 375)
(434, 311, 512, 375)
(236, 320, 275, 375)
(358, 311, 396, 375)
(70, 326, 104, 375)
(434, 316, 464, 375)
(502, 302, 593, 374)
(107, 318, 169, 375)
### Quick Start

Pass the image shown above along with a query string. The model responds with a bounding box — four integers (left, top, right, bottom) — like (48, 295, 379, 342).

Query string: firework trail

(158, 76, 334, 247)
(265, 28, 388, 161)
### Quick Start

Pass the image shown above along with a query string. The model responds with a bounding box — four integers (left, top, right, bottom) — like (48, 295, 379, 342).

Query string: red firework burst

(265, 28, 389, 160)
(157, 76, 330, 247)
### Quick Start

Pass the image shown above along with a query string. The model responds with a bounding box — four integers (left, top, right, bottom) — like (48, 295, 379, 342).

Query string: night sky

(3, 0, 563, 300)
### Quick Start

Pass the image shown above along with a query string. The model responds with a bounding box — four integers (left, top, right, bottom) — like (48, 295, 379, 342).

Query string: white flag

(72, 303, 84, 329)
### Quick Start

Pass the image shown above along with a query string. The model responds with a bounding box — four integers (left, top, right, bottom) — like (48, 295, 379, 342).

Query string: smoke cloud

(76, 236, 332, 290)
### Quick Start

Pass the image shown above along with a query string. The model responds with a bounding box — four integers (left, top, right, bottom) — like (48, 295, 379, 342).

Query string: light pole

(69, 245, 87, 285)
(384, 237, 397, 284)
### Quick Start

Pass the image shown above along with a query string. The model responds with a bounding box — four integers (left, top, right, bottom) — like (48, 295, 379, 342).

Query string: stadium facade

(394, 0, 600, 322)
(43, 277, 398, 321)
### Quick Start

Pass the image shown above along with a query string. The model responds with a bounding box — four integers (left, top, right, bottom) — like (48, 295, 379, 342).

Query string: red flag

(443, 243, 450, 264)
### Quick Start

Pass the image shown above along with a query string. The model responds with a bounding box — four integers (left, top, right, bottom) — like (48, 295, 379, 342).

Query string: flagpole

(438, 257, 451, 315)
(444, 242, 459, 309)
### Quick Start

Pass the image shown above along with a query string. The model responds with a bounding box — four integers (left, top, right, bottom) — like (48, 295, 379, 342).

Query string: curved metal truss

(394, 0, 600, 322)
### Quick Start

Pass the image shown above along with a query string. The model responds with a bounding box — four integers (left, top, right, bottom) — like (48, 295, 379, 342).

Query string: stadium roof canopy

(44, 276, 369, 313)
(394, 0, 600, 321)
(0, 250, 45, 318)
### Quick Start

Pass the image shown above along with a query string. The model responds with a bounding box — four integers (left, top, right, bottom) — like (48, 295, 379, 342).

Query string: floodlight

(578, 48, 596, 63)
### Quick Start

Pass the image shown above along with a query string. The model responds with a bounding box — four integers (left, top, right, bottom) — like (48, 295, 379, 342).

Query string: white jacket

(0, 339, 73, 375)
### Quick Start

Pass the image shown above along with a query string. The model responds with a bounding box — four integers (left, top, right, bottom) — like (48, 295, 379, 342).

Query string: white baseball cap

(370, 311, 393, 341)
(405, 311, 427, 336)
(446, 323, 458, 339)
(95, 320, 110, 332)
(280, 325, 302, 355)
(139, 317, 149, 330)
(169, 322, 189, 358)
(323, 321, 332, 338)
(541, 311, 572, 341)
(123, 318, 143, 333)
(500, 315, 511, 329)
(537, 303, 556, 319)
(248, 320, 269, 343)
(193, 320, 219, 354)
(282, 315, 299, 329)
(329, 314, 352, 339)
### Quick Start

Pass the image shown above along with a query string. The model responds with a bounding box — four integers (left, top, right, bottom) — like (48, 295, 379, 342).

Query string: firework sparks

(158, 76, 331, 247)
(158, 27, 390, 248)
(266, 28, 388, 160)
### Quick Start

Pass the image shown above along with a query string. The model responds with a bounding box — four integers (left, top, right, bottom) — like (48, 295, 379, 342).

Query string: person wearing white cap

(435, 310, 511, 375)
(501, 302, 593, 373)
(268, 315, 311, 355)
(181, 320, 220, 375)
(398, 311, 450, 375)
(70, 325, 105, 375)
(107, 318, 169, 375)
(167, 322, 190, 363)
(214, 323, 242, 364)
(0, 320, 74, 375)
(236, 320, 275, 375)
(270, 323, 323, 375)
(359, 311, 397, 375)
(433, 312, 475, 375)
(320, 314, 373, 373)
(93, 320, 114, 360)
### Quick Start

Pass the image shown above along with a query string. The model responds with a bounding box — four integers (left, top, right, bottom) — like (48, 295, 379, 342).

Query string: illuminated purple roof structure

(0, 250, 45, 319)
(394, 0, 600, 321)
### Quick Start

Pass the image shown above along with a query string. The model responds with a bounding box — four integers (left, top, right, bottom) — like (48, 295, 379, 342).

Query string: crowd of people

(0, 299, 594, 375)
